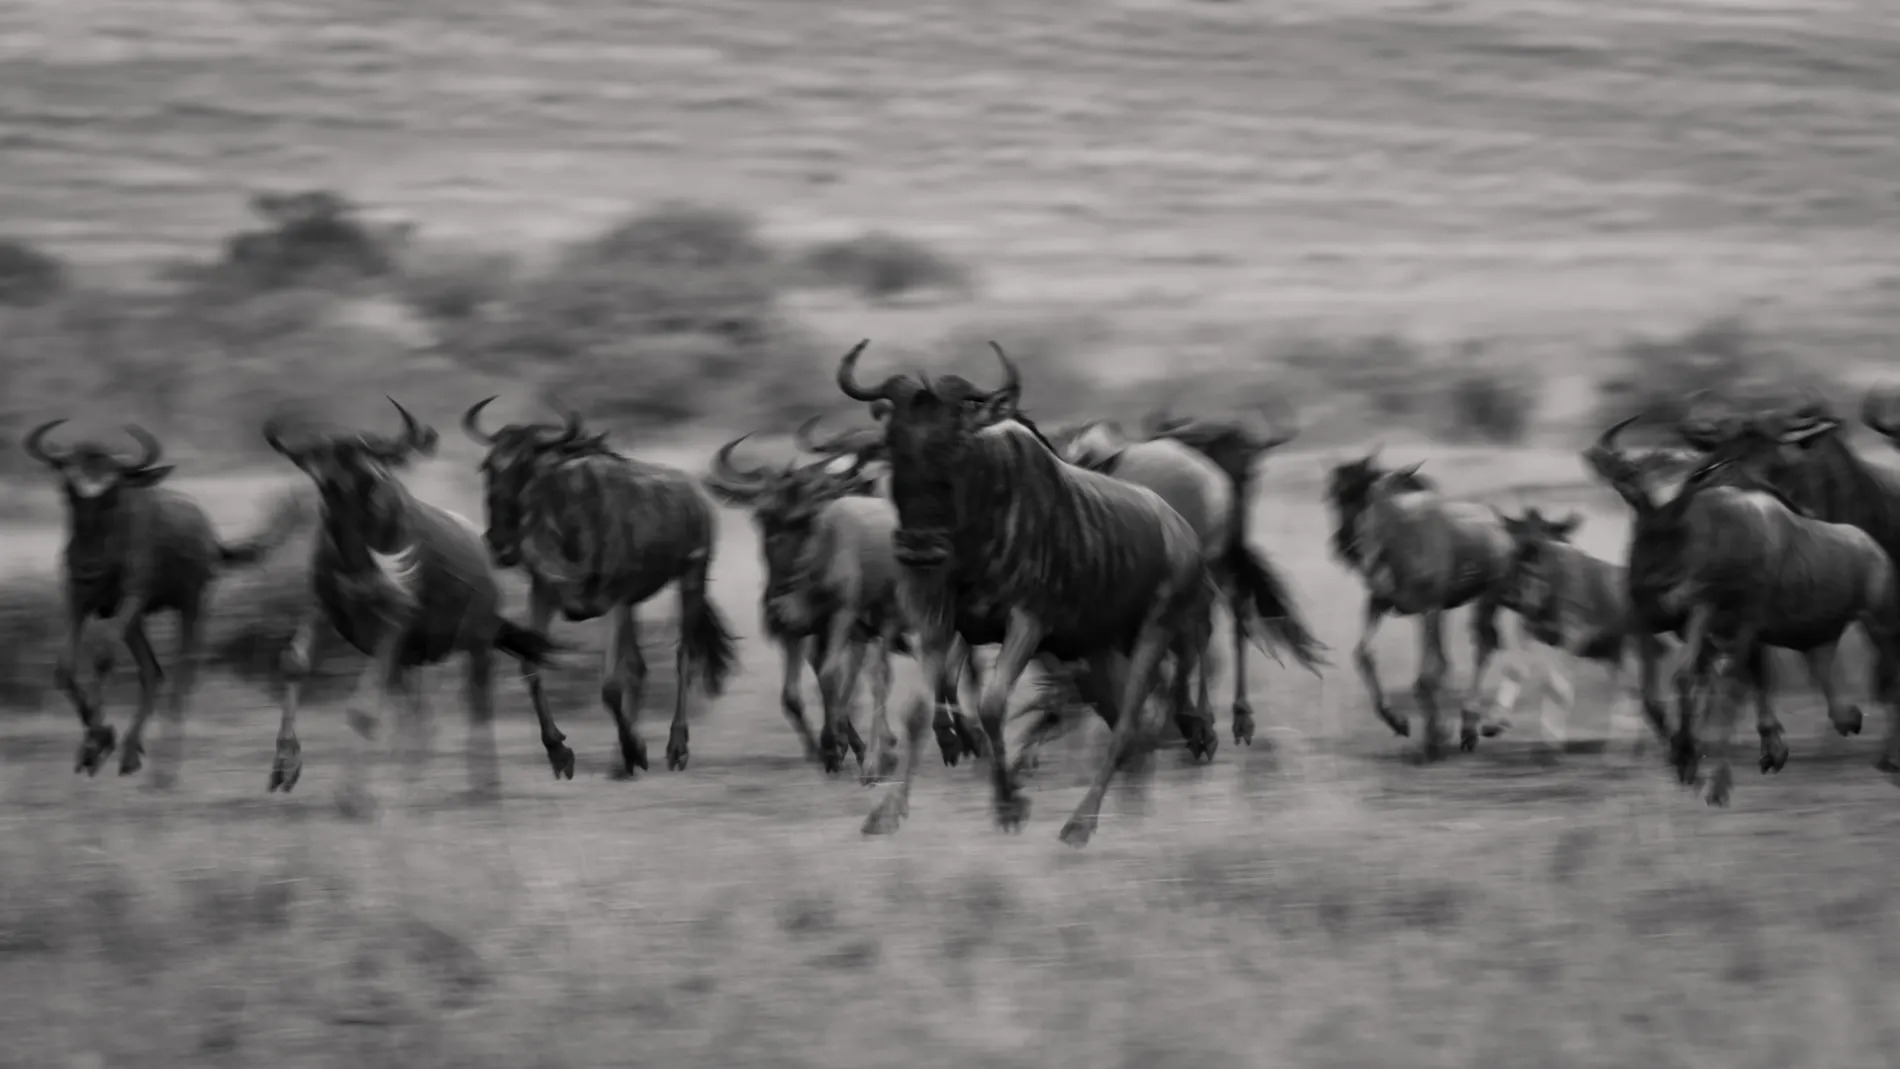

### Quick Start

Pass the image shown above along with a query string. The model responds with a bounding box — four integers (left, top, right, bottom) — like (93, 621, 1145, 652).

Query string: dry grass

(6, 444, 1900, 1067)
(8, 0, 1900, 1064)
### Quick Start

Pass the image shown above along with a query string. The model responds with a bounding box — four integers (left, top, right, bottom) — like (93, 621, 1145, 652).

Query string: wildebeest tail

(683, 595, 740, 698)
(1225, 539, 1329, 673)
(217, 489, 310, 567)
(494, 620, 563, 668)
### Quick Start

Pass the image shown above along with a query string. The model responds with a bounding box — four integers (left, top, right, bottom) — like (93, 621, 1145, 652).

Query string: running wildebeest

(461, 397, 737, 778)
(262, 399, 562, 814)
(1587, 405, 1900, 784)
(1587, 414, 1900, 804)
(1324, 450, 1513, 760)
(705, 434, 987, 780)
(1053, 417, 1326, 757)
(1490, 505, 1666, 756)
(836, 339, 1216, 847)
(24, 420, 304, 781)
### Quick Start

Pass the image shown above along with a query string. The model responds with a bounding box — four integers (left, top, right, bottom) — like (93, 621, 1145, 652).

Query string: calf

(24, 420, 303, 782)
(263, 399, 562, 815)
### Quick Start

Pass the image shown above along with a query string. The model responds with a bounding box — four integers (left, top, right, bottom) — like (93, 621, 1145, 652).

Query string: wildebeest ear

(120, 465, 175, 488)
(870, 400, 893, 422)
(411, 426, 440, 458)
(1553, 512, 1583, 538)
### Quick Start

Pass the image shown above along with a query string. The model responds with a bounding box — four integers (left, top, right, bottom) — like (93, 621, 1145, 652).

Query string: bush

(183, 190, 405, 297)
(1594, 316, 1837, 429)
(1443, 368, 1536, 444)
(794, 231, 972, 303)
(0, 239, 66, 307)
(1269, 333, 1537, 443)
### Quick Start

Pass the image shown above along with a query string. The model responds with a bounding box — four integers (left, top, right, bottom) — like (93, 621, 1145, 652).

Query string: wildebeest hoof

(1379, 710, 1410, 738)
(1704, 766, 1732, 808)
(1459, 726, 1480, 753)
(1480, 717, 1511, 738)
(862, 795, 908, 836)
(1057, 814, 1096, 848)
(994, 792, 1030, 833)
(1232, 704, 1255, 746)
(666, 725, 689, 772)
(1834, 706, 1864, 737)
(1875, 755, 1900, 774)
(623, 738, 650, 775)
(268, 739, 302, 793)
(1759, 735, 1789, 774)
(75, 725, 116, 776)
(1671, 739, 1699, 787)
(118, 739, 144, 777)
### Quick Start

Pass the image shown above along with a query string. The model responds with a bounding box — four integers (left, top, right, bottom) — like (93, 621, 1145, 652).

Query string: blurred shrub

(793, 231, 972, 303)
(1273, 333, 1537, 443)
(1594, 316, 1836, 429)
(0, 239, 67, 307)
(1443, 367, 1536, 444)
(397, 243, 519, 327)
(450, 200, 833, 427)
(176, 190, 406, 298)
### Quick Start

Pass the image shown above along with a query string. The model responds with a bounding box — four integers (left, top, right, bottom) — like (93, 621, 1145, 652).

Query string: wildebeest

(1491, 505, 1663, 756)
(836, 339, 1216, 847)
(1587, 419, 1900, 804)
(24, 420, 304, 782)
(1054, 417, 1326, 756)
(262, 399, 562, 814)
(1324, 451, 1514, 759)
(704, 434, 985, 779)
(461, 398, 737, 778)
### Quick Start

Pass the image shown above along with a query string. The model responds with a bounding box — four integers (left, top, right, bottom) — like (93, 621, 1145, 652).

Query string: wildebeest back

(1095, 439, 1233, 559)
(519, 455, 718, 620)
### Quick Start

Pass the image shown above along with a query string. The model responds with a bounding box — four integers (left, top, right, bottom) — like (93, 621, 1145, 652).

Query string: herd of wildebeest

(21, 340, 1900, 844)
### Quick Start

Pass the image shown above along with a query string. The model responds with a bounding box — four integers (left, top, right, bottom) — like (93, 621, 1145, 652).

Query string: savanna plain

(6, 1, 1900, 1066)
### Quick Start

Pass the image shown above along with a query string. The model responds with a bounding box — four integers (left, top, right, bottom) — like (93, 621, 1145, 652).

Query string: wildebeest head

(833, 338, 1032, 566)
(1495, 505, 1582, 613)
(460, 397, 610, 567)
(793, 410, 891, 466)
(1323, 450, 1431, 567)
(1142, 397, 1299, 482)
(24, 421, 173, 537)
(1580, 414, 1711, 518)
(705, 433, 878, 621)
(264, 397, 438, 541)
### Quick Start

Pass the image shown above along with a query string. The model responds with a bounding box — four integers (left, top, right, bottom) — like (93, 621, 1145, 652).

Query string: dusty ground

(8, 0, 1900, 1065)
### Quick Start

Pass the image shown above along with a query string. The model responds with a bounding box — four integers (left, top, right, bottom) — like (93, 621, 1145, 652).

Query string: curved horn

(835, 339, 880, 402)
(386, 396, 425, 451)
(121, 425, 162, 471)
(462, 396, 501, 445)
(1595, 413, 1642, 457)
(261, 414, 294, 459)
(710, 433, 772, 487)
(986, 341, 1021, 403)
(22, 419, 70, 468)
(543, 398, 585, 445)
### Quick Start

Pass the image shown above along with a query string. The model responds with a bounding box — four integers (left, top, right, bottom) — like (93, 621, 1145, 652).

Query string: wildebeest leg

(933, 640, 989, 766)
(777, 636, 822, 762)
(1461, 597, 1505, 750)
(1354, 597, 1407, 738)
(115, 615, 163, 780)
(57, 613, 115, 775)
(1229, 584, 1256, 746)
(1671, 605, 1718, 787)
(1742, 645, 1789, 775)
(1701, 623, 1759, 808)
(862, 688, 933, 836)
(980, 609, 1046, 833)
(1169, 633, 1218, 762)
(1800, 643, 1863, 739)
(667, 563, 716, 773)
(269, 607, 323, 793)
(1060, 621, 1174, 848)
(336, 629, 405, 820)
(518, 584, 575, 780)
(601, 603, 649, 776)
(1414, 611, 1453, 762)
(817, 613, 870, 776)
(860, 627, 901, 786)
(464, 646, 502, 803)
(1633, 631, 1672, 746)
(146, 598, 201, 789)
